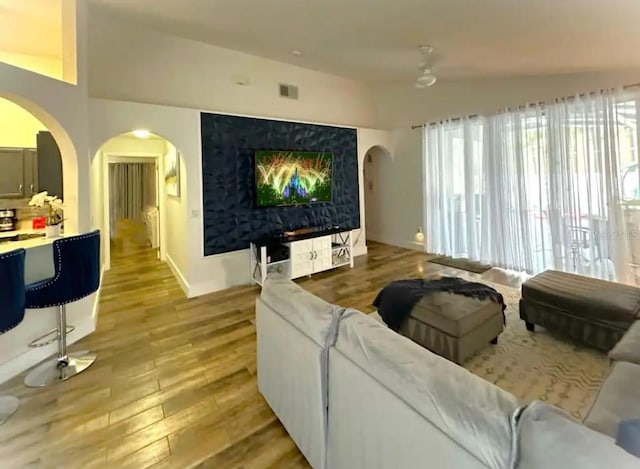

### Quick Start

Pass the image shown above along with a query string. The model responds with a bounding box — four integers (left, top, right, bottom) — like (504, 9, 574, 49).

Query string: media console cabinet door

(290, 239, 314, 278)
(312, 237, 332, 273)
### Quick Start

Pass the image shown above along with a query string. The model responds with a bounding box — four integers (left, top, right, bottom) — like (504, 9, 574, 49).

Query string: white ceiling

(0, 0, 62, 58)
(90, 0, 640, 84)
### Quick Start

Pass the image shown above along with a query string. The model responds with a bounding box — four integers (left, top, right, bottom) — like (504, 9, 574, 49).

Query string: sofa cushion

(409, 292, 502, 337)
(584, 361, 640, 437)
(335, 309, 520, 469)
(260, 276, 343, 346)
(609, 321, 640, 365)
(522, 270, 640, 329)
(517, 401, 639, 468)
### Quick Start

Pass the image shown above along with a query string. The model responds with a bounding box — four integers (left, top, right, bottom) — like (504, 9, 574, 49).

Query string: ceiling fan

(415, 45, 437, 88)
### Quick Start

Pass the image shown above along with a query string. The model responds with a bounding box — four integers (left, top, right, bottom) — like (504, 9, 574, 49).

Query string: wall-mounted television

(255, 150, 333, 207)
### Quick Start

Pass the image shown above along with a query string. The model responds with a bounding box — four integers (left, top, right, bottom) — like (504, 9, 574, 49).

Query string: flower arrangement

(29, 191, 64, 226)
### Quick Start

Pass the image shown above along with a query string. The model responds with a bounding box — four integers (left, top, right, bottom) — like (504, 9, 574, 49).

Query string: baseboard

(188, 277, 246, 298)
(366, 232, 425, 252)
(166, 254, 190, 297)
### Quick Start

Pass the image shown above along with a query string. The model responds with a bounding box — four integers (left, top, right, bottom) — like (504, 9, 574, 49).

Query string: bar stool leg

(0, 396, 19, 424)
(24, 306, 97, 388)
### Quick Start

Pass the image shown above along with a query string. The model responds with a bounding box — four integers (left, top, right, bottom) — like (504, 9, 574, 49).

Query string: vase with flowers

(29, 191, 64, 238)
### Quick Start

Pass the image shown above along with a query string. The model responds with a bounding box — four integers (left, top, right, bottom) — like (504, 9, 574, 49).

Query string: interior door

(312, 236, 333, 273)
(290, 239, 314, 278)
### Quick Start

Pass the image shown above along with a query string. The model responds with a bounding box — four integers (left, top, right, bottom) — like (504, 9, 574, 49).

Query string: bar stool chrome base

(24, 351, 96, 388)
(0, 396, 19, 424)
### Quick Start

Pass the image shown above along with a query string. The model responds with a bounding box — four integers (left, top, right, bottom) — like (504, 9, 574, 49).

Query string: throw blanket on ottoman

(373, 277, 506, 331)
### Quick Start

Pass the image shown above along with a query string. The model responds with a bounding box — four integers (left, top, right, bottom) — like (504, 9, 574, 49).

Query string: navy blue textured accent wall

(201, 113, 360, 256)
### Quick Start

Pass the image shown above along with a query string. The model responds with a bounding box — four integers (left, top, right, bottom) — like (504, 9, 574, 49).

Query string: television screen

(255, 150, 333, 207)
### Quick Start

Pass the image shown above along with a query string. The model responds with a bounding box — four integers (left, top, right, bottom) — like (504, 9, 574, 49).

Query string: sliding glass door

(424, 90, 639, 283)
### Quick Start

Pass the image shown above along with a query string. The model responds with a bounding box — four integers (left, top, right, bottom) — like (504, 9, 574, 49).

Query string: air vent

(279, 83, 299, 99)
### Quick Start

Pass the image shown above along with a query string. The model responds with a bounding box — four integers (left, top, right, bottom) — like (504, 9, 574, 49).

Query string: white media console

(250, 229, 354, 286)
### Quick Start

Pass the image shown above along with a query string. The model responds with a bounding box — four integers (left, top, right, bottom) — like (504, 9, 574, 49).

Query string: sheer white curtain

(424, 117, 483, 259)
(109, 162, 156, 221)
(424, 89, 633, 282)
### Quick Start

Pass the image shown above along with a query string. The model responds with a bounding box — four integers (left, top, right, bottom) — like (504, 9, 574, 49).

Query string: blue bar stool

(24, 231, 101, 387)
(0, 248, 26, 423)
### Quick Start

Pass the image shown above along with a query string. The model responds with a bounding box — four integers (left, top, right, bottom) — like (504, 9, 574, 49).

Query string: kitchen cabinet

(37, 131, 63, 199)
(0, 148, 37, 198)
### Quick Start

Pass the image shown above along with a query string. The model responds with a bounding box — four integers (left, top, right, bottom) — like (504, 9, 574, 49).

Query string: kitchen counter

(0, 228, 46, 239)
(0, 233, 58, 255)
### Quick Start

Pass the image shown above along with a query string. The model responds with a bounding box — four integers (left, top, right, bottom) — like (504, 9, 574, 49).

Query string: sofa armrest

(609, 321, 640, 365)
(517, 401, 639, 468)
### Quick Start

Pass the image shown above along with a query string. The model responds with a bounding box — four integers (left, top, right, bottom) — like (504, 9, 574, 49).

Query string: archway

(363, 145, 391, 243)
(0, 96, 73, 230)
(93, 131, 185, 271)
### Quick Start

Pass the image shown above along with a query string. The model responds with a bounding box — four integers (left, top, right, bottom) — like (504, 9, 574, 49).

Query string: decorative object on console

(200, 113, 359, 256)
(255, 150, 333, 206)
(164, 150, 181, 197)
(28, 191, 63, 238)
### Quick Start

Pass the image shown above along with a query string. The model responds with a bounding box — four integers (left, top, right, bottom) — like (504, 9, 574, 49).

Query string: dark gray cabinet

(37, 131, 63, 199)
(0, 148, 37, 198)
(0, 133, 62, 200)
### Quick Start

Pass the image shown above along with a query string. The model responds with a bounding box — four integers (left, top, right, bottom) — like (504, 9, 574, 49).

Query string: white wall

(0, 97, 47, 147)
(0, 0, 88, 234)
(356, 129, 392, 255)
(0, 1, 95, 384)
(99, 135, 167, 156)
(89, 98, 390, 296)
(163, 143, 189, 293)
(85, 16, 392, 295)
(362, 128, 423, 250)
(373, 69, 640, 128)
(90, 150, 105, 262)
(87, 15, 377, 129)
(89, 99, 200, 295)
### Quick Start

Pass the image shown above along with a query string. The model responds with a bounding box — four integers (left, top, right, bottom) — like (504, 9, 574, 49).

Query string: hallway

(0, 242, 446, 468)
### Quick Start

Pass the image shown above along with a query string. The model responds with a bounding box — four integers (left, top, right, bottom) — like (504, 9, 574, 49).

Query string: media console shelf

(249, 227, 354, 286)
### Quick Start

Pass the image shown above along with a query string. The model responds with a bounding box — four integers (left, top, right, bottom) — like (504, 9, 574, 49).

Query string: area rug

(370, 279, 608, 420)
(428, 256, 492, 274)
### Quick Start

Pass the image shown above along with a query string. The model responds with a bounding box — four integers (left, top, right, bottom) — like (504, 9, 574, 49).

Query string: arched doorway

(0, 97, 68, 231)
(93, 131, 184, 270)
(363, 145, 391, 243)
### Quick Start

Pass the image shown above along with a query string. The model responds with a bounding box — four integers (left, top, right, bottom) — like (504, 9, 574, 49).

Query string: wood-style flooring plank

(0, 219, 475, 468)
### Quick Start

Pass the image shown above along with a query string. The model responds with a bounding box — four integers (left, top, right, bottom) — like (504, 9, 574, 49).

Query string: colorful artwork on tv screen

(255, 150, 333, 207)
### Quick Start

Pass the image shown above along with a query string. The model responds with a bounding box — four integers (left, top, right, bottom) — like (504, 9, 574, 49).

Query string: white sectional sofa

(256, 277, 639, 469)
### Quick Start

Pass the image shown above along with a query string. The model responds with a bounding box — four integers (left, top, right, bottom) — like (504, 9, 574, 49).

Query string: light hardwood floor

(0, 235, 495, 468)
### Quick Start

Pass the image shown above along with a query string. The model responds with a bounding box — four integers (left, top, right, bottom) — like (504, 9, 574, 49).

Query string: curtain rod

(410, 82, 640, 130)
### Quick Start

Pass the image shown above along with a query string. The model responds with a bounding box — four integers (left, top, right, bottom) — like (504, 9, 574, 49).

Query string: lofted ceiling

(0, 0, 62, 58)
(89, 0, 640, 84)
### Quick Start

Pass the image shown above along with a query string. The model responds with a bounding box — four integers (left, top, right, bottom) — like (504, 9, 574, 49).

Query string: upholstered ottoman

(398, 292, 504, 364)
(520, 270, 640, 351)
